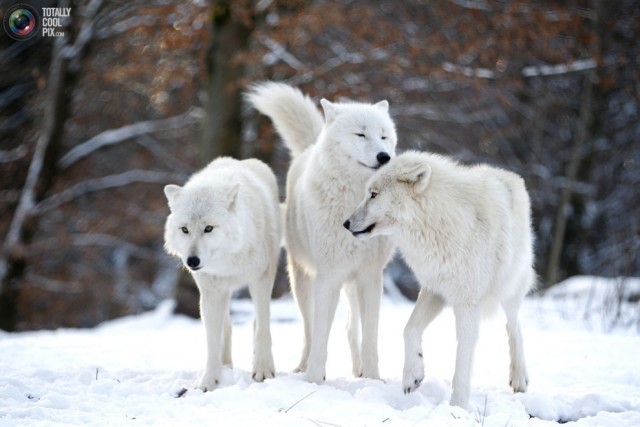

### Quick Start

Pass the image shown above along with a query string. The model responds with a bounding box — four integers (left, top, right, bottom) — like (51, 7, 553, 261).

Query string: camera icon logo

(3, 4, 40, 41)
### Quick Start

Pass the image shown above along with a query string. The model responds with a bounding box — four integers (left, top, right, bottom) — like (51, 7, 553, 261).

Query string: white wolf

(163, 157, 280, 391)
(247, 82, 397, 382)
(344, 151, 534, 409)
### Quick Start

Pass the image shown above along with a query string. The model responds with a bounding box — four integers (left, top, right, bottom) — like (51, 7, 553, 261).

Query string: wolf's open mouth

(352, 223, 376, 236)
(358, 161, 380, 170)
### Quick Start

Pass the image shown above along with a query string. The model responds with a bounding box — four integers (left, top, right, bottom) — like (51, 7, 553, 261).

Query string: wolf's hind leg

(503, 294, 529, 393)
(289, 257, 313, 373)
(355, 270, 384, 379)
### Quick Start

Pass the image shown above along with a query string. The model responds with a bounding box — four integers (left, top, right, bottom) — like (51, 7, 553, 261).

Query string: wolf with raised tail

(164, 157, 281, 391)
(345, 151, 535, 409)
(247, 82, 397, 383)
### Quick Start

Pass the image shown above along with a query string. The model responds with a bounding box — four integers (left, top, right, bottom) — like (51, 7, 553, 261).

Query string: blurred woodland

(0, 0, 638, 331)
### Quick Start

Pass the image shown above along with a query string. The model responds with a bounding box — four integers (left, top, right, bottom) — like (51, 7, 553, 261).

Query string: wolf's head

(163, 182, 244, 274)
(320, 98, 397, 173)
(343, 152, 432, 239)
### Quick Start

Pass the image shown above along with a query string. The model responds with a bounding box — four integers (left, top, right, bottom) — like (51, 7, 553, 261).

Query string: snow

(1, 276, 639, 426)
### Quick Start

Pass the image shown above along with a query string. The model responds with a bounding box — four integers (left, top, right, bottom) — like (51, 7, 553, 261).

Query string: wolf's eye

(204, 225, 213, 233)
(381, 136, 387, 140)
(356, 133, 365, 138)
(370, 191, 378, 199)
(181, 227, 189, 234)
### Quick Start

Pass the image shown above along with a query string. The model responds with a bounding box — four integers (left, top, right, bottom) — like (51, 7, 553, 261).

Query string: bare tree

(545, 76, 594, 287)
(0, 0, 105, 330)
(199, 0, 256, 163)
(0, 0, 206, 329)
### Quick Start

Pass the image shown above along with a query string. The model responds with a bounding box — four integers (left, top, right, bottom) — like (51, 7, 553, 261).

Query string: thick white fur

(345, 151, 535, 409)
(246, 82, 323, 157)
(247, 82, 397, 382)
(164, 157, 281, 391)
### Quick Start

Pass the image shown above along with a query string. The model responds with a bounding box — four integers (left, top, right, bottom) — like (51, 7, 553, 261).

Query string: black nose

(377, 152, 391, 165)
(186, 256, 200, 269)
(343, 219, 351, 230)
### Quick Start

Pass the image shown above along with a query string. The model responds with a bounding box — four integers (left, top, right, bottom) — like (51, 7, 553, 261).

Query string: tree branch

(62, 0, 104, 66)
(442, 58, 598, 79)
(522, 59, 597, 77)
(71, 233, 158, 261)
(447, 0, 491, 12)
(395, 103, 504, 124)
(442, 62, 497, 79)
(259, 36, 306, 70)
(35, 170, 184, 214)
(58, 108, 204, 170)
(0, 145, 27, 163)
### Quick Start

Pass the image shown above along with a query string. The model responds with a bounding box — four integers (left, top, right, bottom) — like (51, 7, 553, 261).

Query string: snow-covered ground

(1, 276, 639, 426)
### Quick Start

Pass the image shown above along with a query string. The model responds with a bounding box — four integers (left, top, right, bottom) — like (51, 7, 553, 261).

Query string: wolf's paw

(252, 361, 275, 382)
(449, 393, 469, 410)
(252, 369, 275, 382)
(252, 354, 275, 382)
(402, 354, 425, 394)
(359, 367, 381, 380)
(509, 366, 529, 393)
(195, 369, 220, 392)
(293, 355, 308, 374)
(403, 374, 424, 394)
(304, 367, 326, 384)
(351, 363, 362, 379)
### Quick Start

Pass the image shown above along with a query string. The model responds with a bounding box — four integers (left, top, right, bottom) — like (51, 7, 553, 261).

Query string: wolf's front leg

(222, 311, 233, 367)
(305, 275, 342, 383)
(248, 273, 276, 382)
(196, 284, 232, 391)
(450, 304, 480, 409)
(402, 290, 445, 394)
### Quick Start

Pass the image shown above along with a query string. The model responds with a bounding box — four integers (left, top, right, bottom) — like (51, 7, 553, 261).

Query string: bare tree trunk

(0, 38, 69, 330)
(199, 1, 254, 164)
(0, 0, 103, 330)
(544, 0, 604, 288)
(544, 75, 594, 288)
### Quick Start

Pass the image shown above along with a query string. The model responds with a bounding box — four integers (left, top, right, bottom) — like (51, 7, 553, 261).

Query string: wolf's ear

(164, 184, 182, 207)
(374, 100, 389, 113)
(320, 98, 337, 124)
(226, 183, 241, 211)
(398, 163, 432, 193)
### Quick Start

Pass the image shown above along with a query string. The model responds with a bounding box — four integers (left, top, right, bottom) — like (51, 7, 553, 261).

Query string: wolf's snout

(186, 256, 201, 270)
(343, 219, 351, 230)
(377, 152, 391, 166)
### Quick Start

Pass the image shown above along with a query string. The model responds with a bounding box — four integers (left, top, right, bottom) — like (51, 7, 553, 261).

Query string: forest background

(0, 0, 638, 331)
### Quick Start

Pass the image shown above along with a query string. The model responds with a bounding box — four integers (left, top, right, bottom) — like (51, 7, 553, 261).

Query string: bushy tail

(246, 82, 323, 157)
